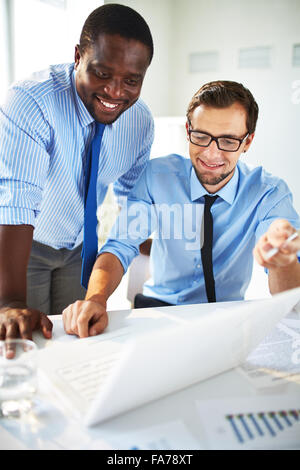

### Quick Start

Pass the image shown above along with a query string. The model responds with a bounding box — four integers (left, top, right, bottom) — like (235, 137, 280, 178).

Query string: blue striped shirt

(100, 155, 300, 304)
(0, 63, 154, 249)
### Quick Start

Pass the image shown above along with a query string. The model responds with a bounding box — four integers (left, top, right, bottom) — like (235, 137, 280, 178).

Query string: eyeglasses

(188, 122, 249, 152)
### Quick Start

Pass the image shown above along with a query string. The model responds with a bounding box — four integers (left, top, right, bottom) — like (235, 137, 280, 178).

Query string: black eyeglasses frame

(187, 121, 249, 152)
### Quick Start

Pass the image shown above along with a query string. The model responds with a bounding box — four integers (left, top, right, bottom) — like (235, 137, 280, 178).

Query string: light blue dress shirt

(100, 154, 300, 304)
(0, 63, 154, 249)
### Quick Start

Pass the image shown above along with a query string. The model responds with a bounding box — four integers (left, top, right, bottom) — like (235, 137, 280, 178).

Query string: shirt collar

(190, 163, 239, 205)
(71, 68, 95, 128)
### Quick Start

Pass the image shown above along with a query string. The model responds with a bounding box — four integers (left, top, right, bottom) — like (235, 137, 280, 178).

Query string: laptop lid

(84, 287, 300, 426)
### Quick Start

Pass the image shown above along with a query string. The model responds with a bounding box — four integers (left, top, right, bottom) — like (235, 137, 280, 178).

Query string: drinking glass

(0, 339, 38, 417)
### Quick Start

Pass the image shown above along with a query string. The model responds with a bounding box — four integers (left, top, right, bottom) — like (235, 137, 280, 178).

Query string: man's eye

(221, 138, 237, 145)
(194, 134, 209, 142)
(94, 70, 109, 79)
(125, 79, 139, 86)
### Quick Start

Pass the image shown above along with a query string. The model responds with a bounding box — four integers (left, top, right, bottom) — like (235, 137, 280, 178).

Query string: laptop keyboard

(56, 349, 121, 403)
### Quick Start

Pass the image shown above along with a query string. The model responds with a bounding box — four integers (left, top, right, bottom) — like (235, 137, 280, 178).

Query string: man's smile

(198, 158, 225, 170)
(94, 95, 125, 112)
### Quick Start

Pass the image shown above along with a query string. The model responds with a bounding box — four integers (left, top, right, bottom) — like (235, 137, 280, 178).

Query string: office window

(238, 46, 272, 69)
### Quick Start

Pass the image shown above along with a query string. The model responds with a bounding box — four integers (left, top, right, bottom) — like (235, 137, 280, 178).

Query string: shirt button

(197, 264, 201, 268)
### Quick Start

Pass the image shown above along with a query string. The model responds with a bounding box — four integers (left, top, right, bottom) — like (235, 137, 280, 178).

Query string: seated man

(62, 80, 300, 338)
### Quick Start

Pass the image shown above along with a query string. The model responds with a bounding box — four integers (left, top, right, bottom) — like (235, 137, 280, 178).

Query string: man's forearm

(268, 259, 300, 294)
(85, 252, 124, 305)
(0, 225, 34, 306)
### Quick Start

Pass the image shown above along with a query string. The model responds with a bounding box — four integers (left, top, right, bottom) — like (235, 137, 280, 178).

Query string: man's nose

(202, 139, 221, 159)
(103, 79, 125, 99)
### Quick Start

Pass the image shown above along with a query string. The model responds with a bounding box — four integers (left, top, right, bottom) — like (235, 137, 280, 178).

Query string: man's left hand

(253, 219, 299, 269)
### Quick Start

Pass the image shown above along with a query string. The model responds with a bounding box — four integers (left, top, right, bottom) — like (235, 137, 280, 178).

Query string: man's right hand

(0, 225, 52, 341)
(62, 299, 108, 338)
(62, 252, 124, 339)
(0, 303, 53, 340)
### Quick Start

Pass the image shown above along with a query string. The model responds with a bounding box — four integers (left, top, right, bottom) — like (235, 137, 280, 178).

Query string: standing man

(0, 4, 154, 340)
(62, 80, 300, 338)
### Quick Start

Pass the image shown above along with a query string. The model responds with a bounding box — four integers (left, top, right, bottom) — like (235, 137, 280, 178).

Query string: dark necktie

(201, 195, 218, 303)
(81, 122, 105, 289)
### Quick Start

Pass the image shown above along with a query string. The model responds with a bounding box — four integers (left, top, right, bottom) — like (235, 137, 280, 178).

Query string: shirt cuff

(98, 242, 139, 274)
(0, 207, 36, 226)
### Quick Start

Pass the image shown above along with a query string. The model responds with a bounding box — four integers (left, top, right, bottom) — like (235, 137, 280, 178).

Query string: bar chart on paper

(226, 409, 299, 444)
(197, 396, 300, 449)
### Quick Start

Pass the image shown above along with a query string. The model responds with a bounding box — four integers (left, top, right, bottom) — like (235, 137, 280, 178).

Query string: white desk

(0, 301, 299, 450)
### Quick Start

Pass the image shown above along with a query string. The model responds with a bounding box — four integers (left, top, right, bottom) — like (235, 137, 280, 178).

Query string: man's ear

(244, 132, 255, 152)
(185, 121, 190, 141)
(74, 45, 81, 70)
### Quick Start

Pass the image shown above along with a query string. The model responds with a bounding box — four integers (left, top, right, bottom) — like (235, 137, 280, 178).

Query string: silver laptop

(38, 287, 300, 427)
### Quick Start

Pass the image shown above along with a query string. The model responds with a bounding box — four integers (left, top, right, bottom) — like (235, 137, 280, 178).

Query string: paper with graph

(197, 395, 300, 449)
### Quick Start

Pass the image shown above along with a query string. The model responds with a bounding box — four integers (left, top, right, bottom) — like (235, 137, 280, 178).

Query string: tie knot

(94, 122, 105, 136)
(204, 194, 218, 209)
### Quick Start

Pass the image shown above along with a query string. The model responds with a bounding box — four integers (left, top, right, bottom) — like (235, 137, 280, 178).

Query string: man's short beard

(193, 165, 235, 187)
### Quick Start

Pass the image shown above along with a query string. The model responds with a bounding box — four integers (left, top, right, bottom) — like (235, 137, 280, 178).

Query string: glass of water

(0, 339, 38, 417)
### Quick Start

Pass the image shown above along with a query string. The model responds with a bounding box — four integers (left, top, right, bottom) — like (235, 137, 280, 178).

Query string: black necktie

(81, 122, 105, 289)
(201, 195, 218, 303)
